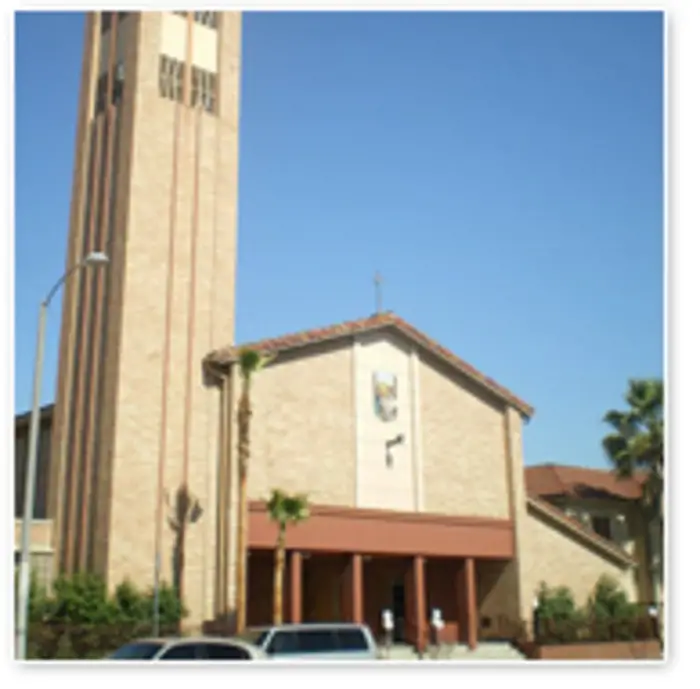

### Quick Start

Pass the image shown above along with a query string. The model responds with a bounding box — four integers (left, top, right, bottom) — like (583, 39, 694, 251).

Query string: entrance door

(391, 581, 406, 642)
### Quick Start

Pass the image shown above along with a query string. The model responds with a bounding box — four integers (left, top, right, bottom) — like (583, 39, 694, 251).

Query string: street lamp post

(15, 251, 109, 661)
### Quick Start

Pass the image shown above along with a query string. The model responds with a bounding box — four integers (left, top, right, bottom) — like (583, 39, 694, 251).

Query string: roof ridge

(205, 312, 534, 417)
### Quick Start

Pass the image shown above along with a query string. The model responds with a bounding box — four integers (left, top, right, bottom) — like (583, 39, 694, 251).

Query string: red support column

(342, 554, 364, 623)
(457, 558, 478, 649)
(351, 554, 364, 623)
(290, 551, 303, 624)
(465, 558, 478, 649)
(413, 556, 426, 653)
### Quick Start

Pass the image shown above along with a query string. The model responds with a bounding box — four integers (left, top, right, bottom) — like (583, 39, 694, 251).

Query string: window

(94, 62, 126, 115)
(191, 66, 217, 114)
(267, 631, 300, 656)
(160, 642, 200, 660)
(159, 55, 185, 103)
(172, 11, 217, 28)
(591, 515, 612, 540)
(194, 11, 218, 29)
(203, 643, 251, 660)
(113, 61, 125, 104)
(109, 642, 164, 660)
(296, 630, 337, 654)
(336, 629, 369, 652)
(95, 73, 108, 115)
(100, 11, 128, 34)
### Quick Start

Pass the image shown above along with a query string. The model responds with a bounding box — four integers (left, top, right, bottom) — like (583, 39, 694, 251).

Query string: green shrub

(533, 576, 656, 647)
(24, 574, 186, 660)
(586, 575, 637, 641)
(535, 582, 584, 644)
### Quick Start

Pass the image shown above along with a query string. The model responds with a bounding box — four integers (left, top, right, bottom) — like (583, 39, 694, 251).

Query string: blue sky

(14, 11, 663, 469)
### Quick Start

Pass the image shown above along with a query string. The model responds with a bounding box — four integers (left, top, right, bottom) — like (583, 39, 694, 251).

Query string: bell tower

(48, 11, 241, 624)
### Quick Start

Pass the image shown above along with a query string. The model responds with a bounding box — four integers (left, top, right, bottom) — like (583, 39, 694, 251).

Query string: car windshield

(109, 641, 164, 659)
(238, 629, 269, 647)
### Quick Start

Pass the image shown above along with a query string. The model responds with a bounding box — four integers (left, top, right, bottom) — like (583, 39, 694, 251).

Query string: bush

(533, 576, 657, 646)
(585, 575, 638, 642)
(24, 574, 186, 660)
(535, 583, 584, 644)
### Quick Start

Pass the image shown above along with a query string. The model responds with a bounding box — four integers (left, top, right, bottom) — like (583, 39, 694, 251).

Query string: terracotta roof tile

(525, 464, 644, 501)
(205, 312, 534, 417)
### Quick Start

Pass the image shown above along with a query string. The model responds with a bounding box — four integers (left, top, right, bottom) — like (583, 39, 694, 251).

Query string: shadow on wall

(166, 485, 204, 603)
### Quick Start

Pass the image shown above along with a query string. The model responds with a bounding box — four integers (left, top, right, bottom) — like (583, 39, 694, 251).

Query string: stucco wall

(520, 506, 637, 611)
(550, 496, 638, 556)
(420, 356, 510, 519)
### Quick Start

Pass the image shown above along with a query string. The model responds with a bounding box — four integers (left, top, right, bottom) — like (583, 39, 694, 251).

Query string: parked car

(108, 636, 265, 661)
(238, 623, 379, 660)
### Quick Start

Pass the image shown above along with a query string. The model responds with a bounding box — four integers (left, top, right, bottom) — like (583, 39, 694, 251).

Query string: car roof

(248, 623, 370, 632)
(127, 636, 256, 646)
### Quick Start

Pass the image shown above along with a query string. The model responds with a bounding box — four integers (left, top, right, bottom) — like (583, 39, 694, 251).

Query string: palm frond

(238, 348, 277, 381)
(603, 378, 664, 522)
(266, 489, 310, 527)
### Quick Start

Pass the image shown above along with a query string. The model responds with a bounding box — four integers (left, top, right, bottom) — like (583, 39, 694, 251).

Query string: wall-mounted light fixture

(385, 433, 405, 468)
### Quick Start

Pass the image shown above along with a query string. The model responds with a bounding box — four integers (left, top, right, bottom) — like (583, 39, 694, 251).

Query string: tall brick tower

(48, 11, 241, 625)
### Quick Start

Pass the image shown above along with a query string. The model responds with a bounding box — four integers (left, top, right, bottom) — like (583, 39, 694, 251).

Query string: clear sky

(14, 10, 663, 470)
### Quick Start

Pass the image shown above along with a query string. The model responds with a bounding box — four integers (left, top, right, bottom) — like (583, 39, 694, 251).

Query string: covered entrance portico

(246, 502, 515, 652)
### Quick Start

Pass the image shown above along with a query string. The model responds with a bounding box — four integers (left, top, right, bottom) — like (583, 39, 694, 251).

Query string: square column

(342, 554, 364, 623)
(413, 556, 427, 653)
(290, 551, 303, 623)
(457, 557, 478, 649)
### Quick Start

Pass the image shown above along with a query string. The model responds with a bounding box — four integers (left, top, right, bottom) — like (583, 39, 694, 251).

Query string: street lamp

(15, 250, 109, 661)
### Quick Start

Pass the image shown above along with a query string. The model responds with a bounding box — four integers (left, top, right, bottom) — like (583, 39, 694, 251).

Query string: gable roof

(205, 312, 534, 417)
(526, 496, 637, 567)
(525, 463, 644, 501)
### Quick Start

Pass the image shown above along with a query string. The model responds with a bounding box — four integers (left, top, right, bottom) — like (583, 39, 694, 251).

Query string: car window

(160, 642, 201, 660)
(267, 631, 299, 656)
(109, 642, 164, 659)
(204, 643, 252, 660)
(297, 630, 337, 654)
(336, 629, 369, 651)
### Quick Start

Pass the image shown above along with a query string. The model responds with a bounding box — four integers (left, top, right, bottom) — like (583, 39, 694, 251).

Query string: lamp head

(84, 251, 109, 266)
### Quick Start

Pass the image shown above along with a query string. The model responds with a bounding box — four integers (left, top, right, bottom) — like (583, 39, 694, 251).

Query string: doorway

(391, 581, 406, 642)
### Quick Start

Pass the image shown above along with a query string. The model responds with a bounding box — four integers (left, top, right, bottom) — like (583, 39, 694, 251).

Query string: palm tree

(234, 348, 275, 635)
(266, 489, 310, 625)
(602, 378, 664, 601)
(602, 378, 664, 520)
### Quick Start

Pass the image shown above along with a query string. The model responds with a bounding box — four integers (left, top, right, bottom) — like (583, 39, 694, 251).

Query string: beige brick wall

(101, 11, 240, 628)
(520, 505, 637, 613)
(245, 342, 356, 507)
(419, 357, 510, 519)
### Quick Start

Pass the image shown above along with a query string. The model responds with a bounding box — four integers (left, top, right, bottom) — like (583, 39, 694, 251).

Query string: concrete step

(442, 643, 527, 661)
(382, 642, 526, 661)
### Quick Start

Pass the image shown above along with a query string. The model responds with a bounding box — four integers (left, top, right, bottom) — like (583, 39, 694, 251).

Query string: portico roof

(205, 312, 534, 418)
